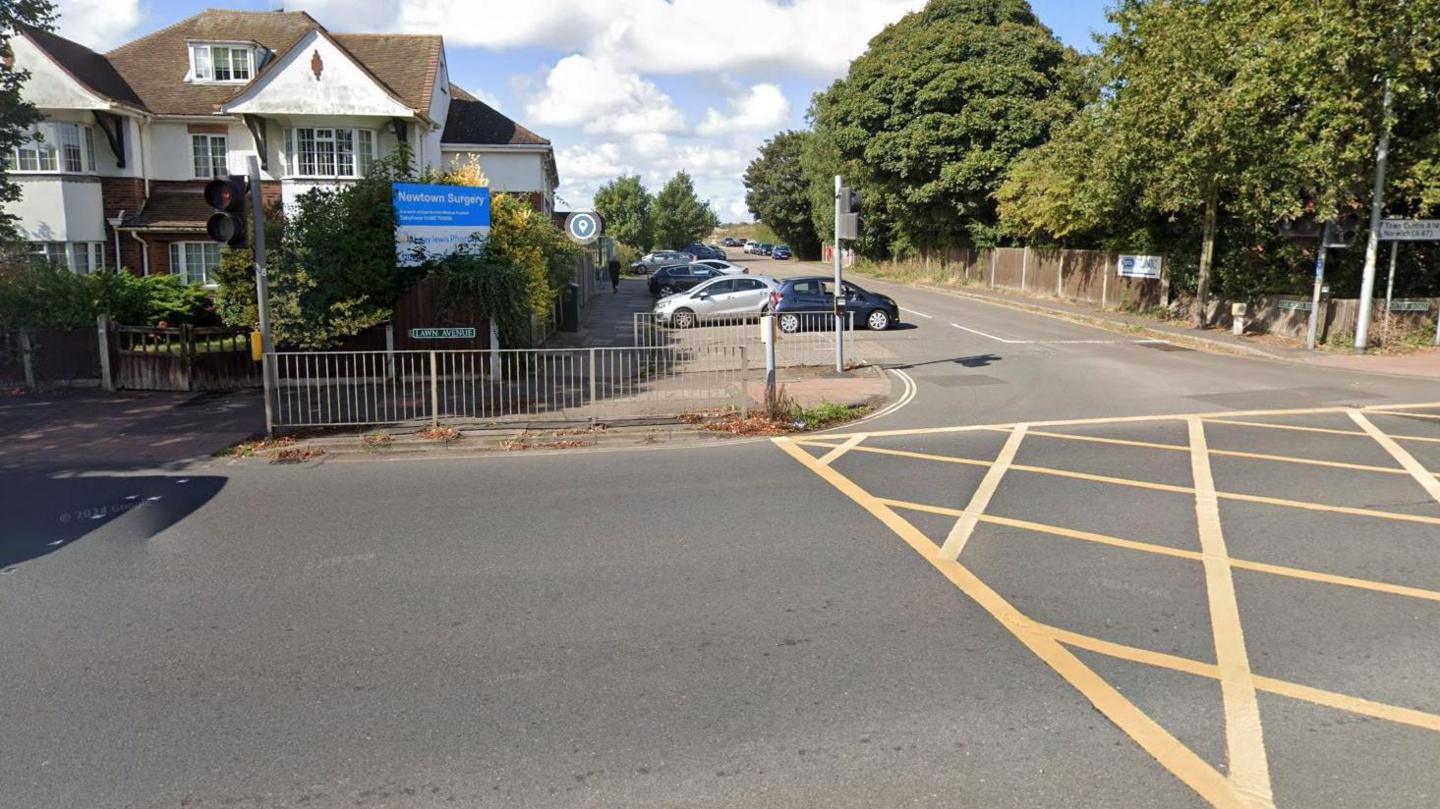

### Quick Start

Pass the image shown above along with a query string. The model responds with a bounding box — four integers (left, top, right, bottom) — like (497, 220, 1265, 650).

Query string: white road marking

(949, 322, 1170, 347)
(900, 307, 933, 319)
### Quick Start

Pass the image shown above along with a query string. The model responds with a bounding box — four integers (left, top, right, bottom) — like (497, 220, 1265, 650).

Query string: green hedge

(0, 261, 218, 330)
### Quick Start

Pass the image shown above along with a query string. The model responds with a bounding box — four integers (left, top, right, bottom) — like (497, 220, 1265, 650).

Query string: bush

(0, 260, 216, 330)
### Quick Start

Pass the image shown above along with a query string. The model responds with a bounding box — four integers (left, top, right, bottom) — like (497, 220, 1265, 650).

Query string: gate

(114, 325, 259, 391)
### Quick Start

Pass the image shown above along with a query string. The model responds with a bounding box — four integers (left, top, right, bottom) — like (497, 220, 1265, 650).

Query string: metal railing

(269, 343, 758, 429)
(633, 311, 858, 366)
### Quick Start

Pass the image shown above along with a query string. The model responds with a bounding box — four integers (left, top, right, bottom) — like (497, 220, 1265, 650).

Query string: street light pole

(1353, 79, 1393, 353)
(247, 155, 275, 435)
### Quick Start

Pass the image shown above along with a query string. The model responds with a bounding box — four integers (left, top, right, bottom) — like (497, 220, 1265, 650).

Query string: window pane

(194, 46, 211, 80)
(35, 128, 57, 171)
(298, 128, 317, 175)
(70, 243, 90, 274)
(59, 124, 83, 172)
(84, 126, 95, 171)
(170, 243, 183, 281)
(336, 129, 354, 176)
(209, 135, 228, 177)
(192, 135, 208, 177)
(357, 130, 374, 175)
(232, 49, 250, 80)
(213, 47, 232, 81)
(316, 130, 336, 176)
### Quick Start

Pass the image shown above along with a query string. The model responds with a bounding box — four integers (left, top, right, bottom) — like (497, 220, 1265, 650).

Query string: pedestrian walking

(608, 258, 621, 294)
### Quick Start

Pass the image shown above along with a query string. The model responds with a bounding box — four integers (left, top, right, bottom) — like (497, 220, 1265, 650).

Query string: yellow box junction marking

(777, 401, 1440, 809)
(1187, 417, 1274, 807)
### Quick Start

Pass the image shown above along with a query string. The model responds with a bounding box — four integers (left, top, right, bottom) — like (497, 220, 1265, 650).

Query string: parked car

(771, 244, 792, 260)
(648, 263, 728, 297)
(632, 250, 693, 274)
(770, 276, 899, 332)
(654, 275, 780, 328)
(680, 243, 723, 261)
(758, 243, 774, 256)
(744, 240, 761, 254)
(721, 237, 738, 247)
(692, 258, 746, 274)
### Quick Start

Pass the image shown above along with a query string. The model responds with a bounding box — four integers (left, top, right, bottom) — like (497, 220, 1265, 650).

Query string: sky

(52, 0, 1112, 222)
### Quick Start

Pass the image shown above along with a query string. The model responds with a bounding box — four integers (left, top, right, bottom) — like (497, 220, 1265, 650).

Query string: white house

(7, 9, 558, 283)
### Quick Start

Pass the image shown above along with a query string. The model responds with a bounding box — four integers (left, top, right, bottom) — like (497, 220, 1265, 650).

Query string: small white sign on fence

(1378, 219, 1440, 241)
(1117, 254, 1163, 279)
(1388, 299, 1431, 312)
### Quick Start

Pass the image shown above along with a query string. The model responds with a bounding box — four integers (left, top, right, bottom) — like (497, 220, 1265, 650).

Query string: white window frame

(189, 43, 254, 84)
(19, 241, 104, 273)
(169, 242, 223, 287)
(287, 127, 376, 179)
(11, 122, 105, 174)
(192, 133, 229, 178)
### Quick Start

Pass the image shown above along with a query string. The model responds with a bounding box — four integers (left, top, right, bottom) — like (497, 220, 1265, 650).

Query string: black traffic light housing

(838, 186, 863, 240)
(1330, 212, 1361, 248)
(205, 175, 249, 248)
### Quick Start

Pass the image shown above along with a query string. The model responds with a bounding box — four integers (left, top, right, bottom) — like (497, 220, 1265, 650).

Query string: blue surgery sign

(393, 183, 491, 266)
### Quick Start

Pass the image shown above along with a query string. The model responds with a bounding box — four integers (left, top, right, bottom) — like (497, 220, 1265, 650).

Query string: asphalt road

(2, 250, 1438, 808)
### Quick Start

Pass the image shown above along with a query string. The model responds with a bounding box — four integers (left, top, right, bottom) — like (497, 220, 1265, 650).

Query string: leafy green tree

(808, 0, 1080, 256)
(0, 0, 57, 241)
(593, 175, 653, 252)
(743, 131, 821, 259)
(651, 171, 719, 249)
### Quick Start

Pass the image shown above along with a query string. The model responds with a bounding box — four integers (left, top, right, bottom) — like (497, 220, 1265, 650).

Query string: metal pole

(247, 155, 275, 436)
(429, 350, 439, 427)
(833, 174, 844, 372)
(1305, 222, 1332, 351)
(1354, 78, 1393, 353)
(1382, 240, 1398, 346)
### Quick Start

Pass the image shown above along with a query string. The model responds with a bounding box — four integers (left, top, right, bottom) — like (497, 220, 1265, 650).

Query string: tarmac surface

(1, 249, 1437, 808)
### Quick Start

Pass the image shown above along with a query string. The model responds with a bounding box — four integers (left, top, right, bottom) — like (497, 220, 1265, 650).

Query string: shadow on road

(0, 473, 227, 569)
(891, 353, 1004, 370)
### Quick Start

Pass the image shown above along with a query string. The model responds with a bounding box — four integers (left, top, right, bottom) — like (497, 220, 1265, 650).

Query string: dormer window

(190, 43, 253, 83)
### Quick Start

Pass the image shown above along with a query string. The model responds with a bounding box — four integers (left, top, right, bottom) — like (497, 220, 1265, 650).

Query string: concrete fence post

(1101, 258, 1110, 309)
(96, 315, 114, 391)
(1057, 249, 1066, 299)
(384, 323, 396, 381)
(1021, 247, 1030, 293)
(18, 328, 35, 389)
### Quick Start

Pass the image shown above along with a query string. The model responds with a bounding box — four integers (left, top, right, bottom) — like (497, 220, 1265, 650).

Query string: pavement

(2, 248, 1439, 809)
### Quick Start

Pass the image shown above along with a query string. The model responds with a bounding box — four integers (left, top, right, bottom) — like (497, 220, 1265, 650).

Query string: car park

(771, 244, 792, 260)
(631, 250, 693, 274)
(648, 263, 728, 297)
(654, 275, 780, 328)
(692, 259, 746, 274)
(770, 276, 899, 332)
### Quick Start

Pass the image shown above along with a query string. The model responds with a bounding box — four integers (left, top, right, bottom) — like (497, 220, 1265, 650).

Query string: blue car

(771, 244, 792, 260)
(769, 276, 899, 332)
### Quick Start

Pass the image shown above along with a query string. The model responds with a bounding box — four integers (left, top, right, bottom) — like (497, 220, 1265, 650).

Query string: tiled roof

(442, 86, 550, 146)
(106, 10, 323, 116)
(120, 188, 211, 231)
(332, 34, 443, 115)
(17, 24, 145, 108)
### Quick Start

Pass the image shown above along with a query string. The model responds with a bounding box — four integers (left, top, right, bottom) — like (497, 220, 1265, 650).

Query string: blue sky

(56, 0, 1113, 220)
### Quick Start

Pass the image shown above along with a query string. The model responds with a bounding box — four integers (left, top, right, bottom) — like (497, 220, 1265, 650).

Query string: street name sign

(410, 327, 477, 339)
(1388, 300, 1431, 312)
(1378, 219, 1440, 241)
(1117, 254, 1162, 279)
(393, 183, 491, 266)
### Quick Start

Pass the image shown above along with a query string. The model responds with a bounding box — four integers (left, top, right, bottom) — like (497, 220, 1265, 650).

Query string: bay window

(18, 241, 105, 273)
(169, 242, 223, 286)
(11, 122, 99, 173)
(286, 127, 376, 179)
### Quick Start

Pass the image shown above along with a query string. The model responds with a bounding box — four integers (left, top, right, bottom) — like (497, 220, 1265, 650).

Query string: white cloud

(56, 0, 143, 49)
(696, 84, 790, 136)
(524, 55, 685, 136)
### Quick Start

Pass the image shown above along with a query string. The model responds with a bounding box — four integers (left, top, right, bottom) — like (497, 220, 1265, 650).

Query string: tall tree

(593, 174, 653, 252)
(809, 0, 1081, 256)
(651, 171, 718, 249)
(743, 131, 821, 259)
(0, 0, 58, 242)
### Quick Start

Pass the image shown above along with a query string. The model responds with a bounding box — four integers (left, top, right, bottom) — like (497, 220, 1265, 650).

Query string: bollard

(1231, 302, 1248, 336)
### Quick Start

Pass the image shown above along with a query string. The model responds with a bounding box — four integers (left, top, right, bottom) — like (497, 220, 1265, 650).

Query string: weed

(794, 402, 873, 430)
(270, 446, 325, 464)
(360, 433, 393, 450)
(217, 435, 295, 458)
(418, 425, 462, 443)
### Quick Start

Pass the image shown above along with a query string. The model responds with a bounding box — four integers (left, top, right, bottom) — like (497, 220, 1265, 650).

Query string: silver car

(654, 274, 778, 328)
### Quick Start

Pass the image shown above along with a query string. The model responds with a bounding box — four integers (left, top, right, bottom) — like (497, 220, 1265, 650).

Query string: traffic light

(838, 185, 862, 240)
(1330, 212, 1360, 248)
(205, 175, 249, 247)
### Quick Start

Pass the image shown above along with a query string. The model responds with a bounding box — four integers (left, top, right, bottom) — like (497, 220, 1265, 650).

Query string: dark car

(683, 243, 726, 261)
(770, 276, 899, 332)
(648, 263, 727, 297)
(771, 244, 792, 260)
(758, 243, 773, 256)
(721, 237, 739, 247)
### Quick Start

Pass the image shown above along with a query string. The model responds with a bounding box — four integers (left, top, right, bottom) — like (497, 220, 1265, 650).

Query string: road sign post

(833, 175, 843, 373)
(245, 155, 275, 435)
(1305, 222, 1333, 351)
(1354, 79, 1393, 354)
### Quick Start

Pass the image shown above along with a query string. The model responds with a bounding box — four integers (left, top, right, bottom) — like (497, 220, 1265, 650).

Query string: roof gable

(332, 34, 443, 115)
(221, 29, 418, 119)
(15, 24, 145, 110)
